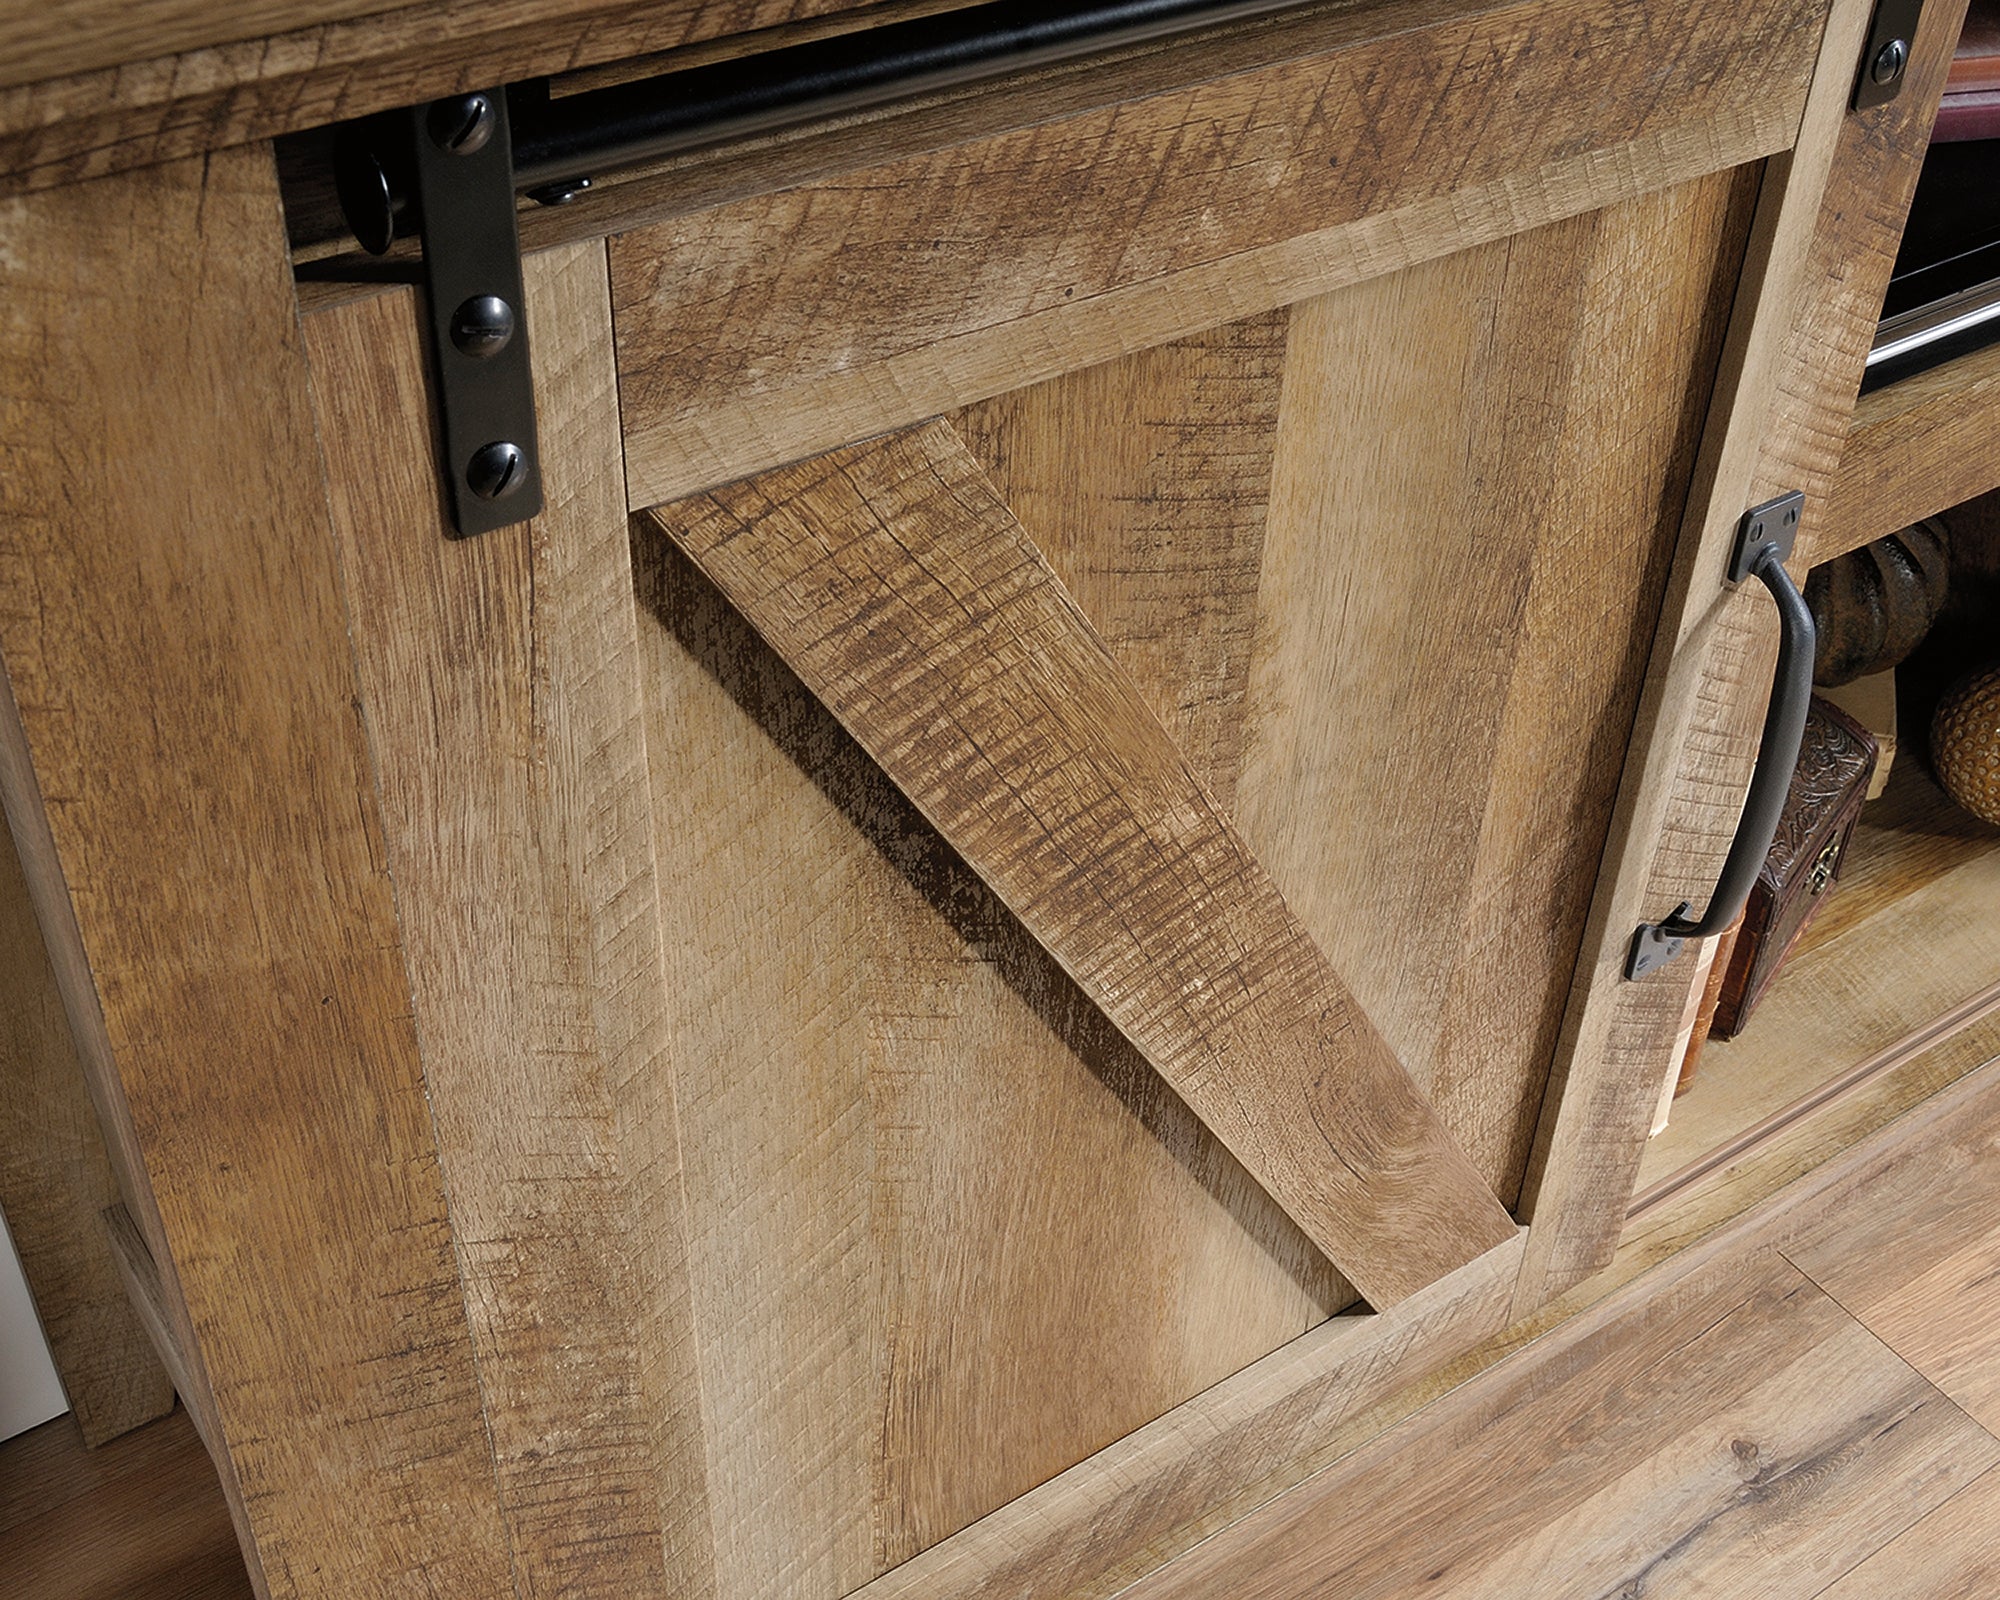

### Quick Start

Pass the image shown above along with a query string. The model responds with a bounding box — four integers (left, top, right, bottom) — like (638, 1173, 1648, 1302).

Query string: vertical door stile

(302, 242, 720, 1599)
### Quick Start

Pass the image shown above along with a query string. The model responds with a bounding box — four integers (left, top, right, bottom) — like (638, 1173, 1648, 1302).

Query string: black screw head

(1871, 37, 1908, 86)
(334, 144, 398, 255)
(526, 177, 592, 207)
(466, 441, 529, 501)
(450, 295, 516, 359)
(428, 94, 497, 155)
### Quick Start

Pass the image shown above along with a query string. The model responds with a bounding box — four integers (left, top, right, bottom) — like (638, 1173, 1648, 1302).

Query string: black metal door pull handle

(1627, 492, 1817, 980)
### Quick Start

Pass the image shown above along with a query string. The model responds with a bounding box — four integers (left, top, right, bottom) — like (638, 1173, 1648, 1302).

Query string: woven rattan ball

(1933, 662, 2000, 826)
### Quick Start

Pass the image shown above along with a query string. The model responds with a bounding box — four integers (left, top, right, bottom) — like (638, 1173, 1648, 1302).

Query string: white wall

(0, 1203, 67, 1440)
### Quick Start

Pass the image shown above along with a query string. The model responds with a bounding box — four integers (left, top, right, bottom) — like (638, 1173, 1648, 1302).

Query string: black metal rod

(510, 0, 1307, 190)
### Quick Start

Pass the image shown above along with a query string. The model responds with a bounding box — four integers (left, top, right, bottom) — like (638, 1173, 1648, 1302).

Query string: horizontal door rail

(332, 0, 1307, 251)
(514, 0, 1310, 190)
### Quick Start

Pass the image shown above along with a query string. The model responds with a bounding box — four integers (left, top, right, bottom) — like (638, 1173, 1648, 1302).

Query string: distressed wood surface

(611, 0, 1826, 509)
(1232, 171, 1755, 1203)
(644, 419, 1518, 1307)
(0, 813, 172, 1445)
(1823, 338, 2000, 559)
(636, 546, 1347, 1600)
(101, 1203, 220, 1462)
(952, 311, 1288, 815)
(0, 0, 983, 192)
(304, 247, 716, 1597)
(1818, 1466, 2000, 1598)
(1757, 0, 1969, 562)
(634, 348, 1345, 1599)
(1510, 0, 1898, 1311)
(849, 1235, 1524, 1600)
(0, 145, 512, 1596)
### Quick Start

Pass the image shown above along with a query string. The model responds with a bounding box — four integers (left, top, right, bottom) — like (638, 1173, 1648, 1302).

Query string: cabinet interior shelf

(1823, 326, 2000, 560)
(1633, 757, 2000, 1212)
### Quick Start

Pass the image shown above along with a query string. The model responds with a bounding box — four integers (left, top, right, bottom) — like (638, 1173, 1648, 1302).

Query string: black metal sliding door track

(325, 0, 1309, 535)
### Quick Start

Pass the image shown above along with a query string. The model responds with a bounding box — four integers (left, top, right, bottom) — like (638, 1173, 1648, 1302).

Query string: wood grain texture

(1233, 171, 1757, 1203)
(1788, 760, 2000, 960)
(611, 0, 1827, 508)
(0, 0, 978, 193)
(1510, 0, 1890, 1311)
(643, 420, 1518, 1307)
(303, 245, 716, 1598)
(0, 1408, 254, 1600)
(635, 392, 1346, 1600)
(1124, 1248, 2000, 1600)
(0, 145, 513, 1596)
(0, 811, 172, 1445)
(1818, 1466, 2000, 1599)
(847, 1234, 1524, 1600)
(953, 311, 1288, 813)
(1788, 1071, 2000, 1438)
(1823, 339, 2000, 560)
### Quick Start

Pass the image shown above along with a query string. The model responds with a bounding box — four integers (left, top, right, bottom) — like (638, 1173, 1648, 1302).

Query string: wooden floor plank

(1125, 1251, 1999, 1600)
(1816, 1466, 2000, 1599)
(641, 419, 1516, 1307)
(1414, 1318, 1992, 1599)
(1786, 1101, 2000, 1438)
(0, 1409, 252, 1600)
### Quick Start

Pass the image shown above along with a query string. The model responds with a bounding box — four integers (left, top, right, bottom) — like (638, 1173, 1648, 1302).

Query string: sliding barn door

(288, 168, 1763, 1600)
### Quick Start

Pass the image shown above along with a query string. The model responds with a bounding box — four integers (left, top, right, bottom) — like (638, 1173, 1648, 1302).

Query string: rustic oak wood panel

(304, 247, 716, 1597)
(1510, 0, 1893, 1309)
(101, 1203, 223, 1463)
(610, 0, 1827, 509)
(0, 146, 512, 1596)
(0, 817, 173, 1445)
(1123, 1251, 2000, 1599)
(0, 0, 988, 192)
(633, 519, 1343, 1591)
(644, 420, 1518, 1304)
(847, 1234, 1522, 1600)
(1823, 340, 2000, 558)
(1233, 170, 1757, 1204)
(953, 311, 1288, 814)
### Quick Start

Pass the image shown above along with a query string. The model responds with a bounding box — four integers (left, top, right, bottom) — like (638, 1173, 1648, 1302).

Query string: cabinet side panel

(0, 146, 514, 1595)
(630, 348, 1350, 1597)
(1235, 167, 1761, 1200)
(303, 247, 718, 1598)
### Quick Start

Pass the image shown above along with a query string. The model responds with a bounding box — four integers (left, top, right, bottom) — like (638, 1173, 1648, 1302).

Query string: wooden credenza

(0, 0, 1983, 1595)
